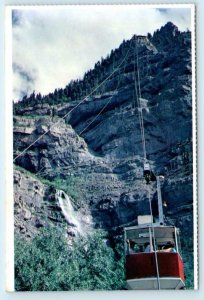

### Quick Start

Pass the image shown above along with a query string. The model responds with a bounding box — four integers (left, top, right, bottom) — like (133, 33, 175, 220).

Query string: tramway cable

(133, 35, 160, 289)
(135, 37, 147, 161)
(133, 39, 144, 159)
(147, 184, 161, 289)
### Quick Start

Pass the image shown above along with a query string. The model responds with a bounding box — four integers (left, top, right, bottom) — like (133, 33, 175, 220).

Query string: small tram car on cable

(124, 218, 185, 290)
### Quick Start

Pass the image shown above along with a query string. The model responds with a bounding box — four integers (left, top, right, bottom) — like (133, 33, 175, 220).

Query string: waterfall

(56, 190, 81, 233)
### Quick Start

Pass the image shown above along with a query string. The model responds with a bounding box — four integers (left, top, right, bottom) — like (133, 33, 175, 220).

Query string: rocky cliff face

(13, 22, 193, 279)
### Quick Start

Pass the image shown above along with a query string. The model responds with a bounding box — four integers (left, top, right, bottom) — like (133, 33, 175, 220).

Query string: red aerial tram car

(124, 221, 185, 290)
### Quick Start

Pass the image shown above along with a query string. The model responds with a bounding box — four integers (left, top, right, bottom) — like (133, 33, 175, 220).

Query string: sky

(11, 5, 192, 102)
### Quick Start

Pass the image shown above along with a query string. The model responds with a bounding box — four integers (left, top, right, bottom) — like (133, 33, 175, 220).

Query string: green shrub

(15, 226, 125, 291)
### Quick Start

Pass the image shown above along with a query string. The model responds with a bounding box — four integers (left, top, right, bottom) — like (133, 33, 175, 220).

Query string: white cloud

(12, 5, 191, 101)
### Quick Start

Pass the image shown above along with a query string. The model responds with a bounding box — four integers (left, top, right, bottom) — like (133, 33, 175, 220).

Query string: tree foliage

(15, 226, 125, 291)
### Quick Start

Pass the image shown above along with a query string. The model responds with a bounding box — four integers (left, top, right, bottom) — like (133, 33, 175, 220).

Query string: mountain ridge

(14, 22, 190, 108)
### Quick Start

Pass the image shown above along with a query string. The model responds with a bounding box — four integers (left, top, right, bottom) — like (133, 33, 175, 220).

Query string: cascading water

(56, 189, 82, 234)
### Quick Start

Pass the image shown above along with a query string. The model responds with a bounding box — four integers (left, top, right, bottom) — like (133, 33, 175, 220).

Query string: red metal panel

(126, 253, 184, 281)
(177, 254, 185, 281)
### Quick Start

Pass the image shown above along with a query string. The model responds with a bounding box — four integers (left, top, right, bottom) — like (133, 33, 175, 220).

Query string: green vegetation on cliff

(15, 227, 125, 291)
